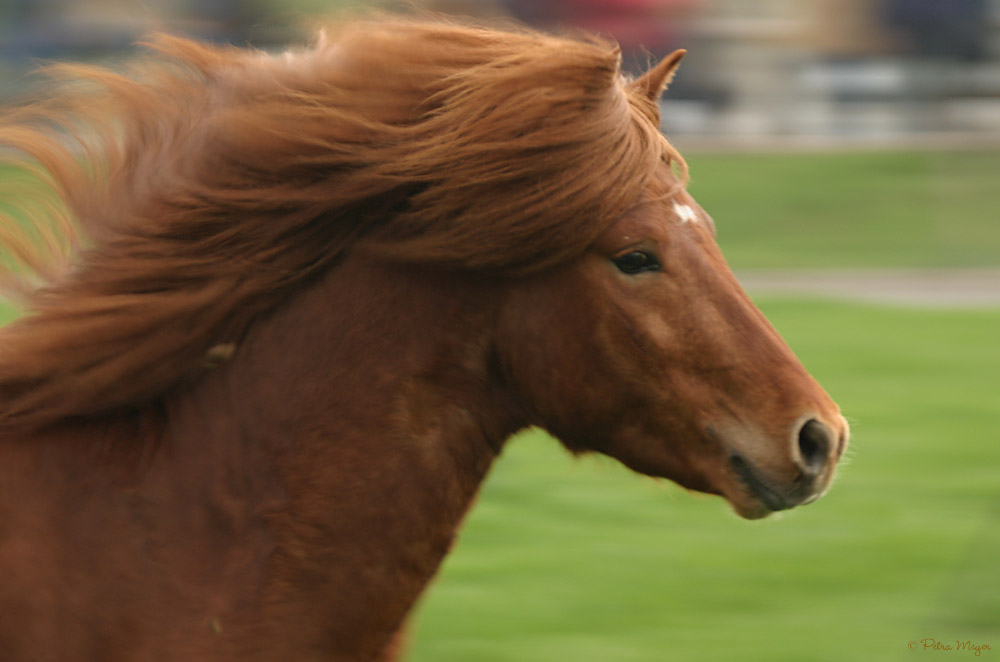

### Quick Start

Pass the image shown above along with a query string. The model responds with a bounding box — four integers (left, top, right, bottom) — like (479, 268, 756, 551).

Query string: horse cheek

(496, 275, 624, 452)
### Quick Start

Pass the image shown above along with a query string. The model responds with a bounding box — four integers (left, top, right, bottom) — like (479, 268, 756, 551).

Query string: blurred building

(2, 0, 999, 143)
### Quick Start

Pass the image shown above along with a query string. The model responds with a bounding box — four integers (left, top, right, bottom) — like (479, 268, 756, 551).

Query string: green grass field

(410, 300, 1000, 662)
(685, 150, 1000, 269)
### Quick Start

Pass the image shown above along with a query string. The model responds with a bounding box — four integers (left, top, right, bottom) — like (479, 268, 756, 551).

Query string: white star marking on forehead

(673, 202, 698, 224)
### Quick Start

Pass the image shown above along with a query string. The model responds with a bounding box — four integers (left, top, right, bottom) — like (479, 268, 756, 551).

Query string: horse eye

(612, 250, 660, 275)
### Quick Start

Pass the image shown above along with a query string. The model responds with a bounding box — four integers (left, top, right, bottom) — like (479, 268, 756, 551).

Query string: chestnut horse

(0, 20, 848, 661)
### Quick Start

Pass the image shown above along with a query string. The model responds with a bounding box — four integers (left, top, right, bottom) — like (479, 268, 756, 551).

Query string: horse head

(497, 54, 848, 519)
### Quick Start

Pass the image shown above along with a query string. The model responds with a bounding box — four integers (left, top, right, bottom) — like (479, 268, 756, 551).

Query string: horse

(0, 19, 849, 661)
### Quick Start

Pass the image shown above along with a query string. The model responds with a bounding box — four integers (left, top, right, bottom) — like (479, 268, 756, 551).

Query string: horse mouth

(728, 454, 793, 518)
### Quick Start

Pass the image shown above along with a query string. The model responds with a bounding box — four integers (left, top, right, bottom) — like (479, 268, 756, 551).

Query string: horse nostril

(796, 418, 832, 476)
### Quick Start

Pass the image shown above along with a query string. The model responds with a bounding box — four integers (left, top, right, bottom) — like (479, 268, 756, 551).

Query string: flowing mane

(0, 18, 682, 432)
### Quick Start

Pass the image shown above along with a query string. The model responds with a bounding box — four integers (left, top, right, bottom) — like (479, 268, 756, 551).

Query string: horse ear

(630, 49, 686, 102)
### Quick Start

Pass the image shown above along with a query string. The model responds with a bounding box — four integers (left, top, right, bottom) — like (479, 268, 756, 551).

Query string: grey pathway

(735, 269, 1000, 308)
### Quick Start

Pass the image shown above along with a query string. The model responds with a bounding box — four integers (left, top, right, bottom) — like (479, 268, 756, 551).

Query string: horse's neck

(163, 259, 525, 658)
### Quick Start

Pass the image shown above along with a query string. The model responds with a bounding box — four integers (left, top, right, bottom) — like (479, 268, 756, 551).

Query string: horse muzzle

(722, 415, 849, 519)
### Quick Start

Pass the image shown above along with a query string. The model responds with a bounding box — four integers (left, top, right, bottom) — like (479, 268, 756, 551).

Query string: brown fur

(0, 19, 682, 431)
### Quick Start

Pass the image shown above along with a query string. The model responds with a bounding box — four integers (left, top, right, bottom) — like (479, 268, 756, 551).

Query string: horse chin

(727, 496, 778, 520)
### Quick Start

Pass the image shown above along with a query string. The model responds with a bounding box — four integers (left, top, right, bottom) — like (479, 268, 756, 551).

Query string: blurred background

(2, 1, 998, 661)
(3, 0, 1000, 143)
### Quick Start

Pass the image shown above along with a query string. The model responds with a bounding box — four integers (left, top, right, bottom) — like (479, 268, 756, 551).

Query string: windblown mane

(0, 18, 682, 431)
